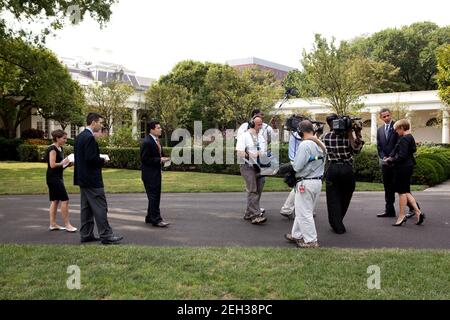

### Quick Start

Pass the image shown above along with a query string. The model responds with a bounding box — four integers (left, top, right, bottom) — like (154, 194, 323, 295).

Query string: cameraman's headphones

(248, 115, 261, 129)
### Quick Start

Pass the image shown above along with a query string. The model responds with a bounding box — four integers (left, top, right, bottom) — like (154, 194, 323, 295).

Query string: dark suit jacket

(377, 121, 398, 159)
(388, 134, 417, 168)
(74, 129, 105, 188)
(140, 135, 165, 182)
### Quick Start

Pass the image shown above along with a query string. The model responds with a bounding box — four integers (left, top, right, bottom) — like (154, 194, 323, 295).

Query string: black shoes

(80, 236, 100, 243)
(101, 235, 123, 245)
(153, 221, 170, 227)
(416, 213, 425, 225)
(392, 217, 407, 227)
(377, 212, 396, 218)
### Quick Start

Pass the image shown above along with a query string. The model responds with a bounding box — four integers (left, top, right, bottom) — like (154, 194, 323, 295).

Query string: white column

(443, 109, 449, 144)
(16, 123, 21, 138)
(370, 111, 377, 144)
(406, 111, 412, 132)
(132, 109, 138, 139)
(49, 120, 55, 134)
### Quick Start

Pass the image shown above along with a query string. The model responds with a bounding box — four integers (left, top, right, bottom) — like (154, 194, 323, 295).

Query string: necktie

(156, 138, 162, 156)
(385, 124, 389, 139)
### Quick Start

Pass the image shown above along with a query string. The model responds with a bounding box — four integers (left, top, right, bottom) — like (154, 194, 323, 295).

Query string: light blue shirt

(292, 140, 325, 178)
(288, 132, 301, 161)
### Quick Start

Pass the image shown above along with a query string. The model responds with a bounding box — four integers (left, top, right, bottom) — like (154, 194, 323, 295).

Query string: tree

(39, 81, 86, 130)
(0, 0, 117, 42)
(299, 34, 390, 115)
(348, 21, 450, 91)
(159, 60, 216, 130)
(436, 44, 450, 107)
(205, 65, 282, 129)
(85, 80, 134, 134)
(0, 37, 84, 138)
(144, 82, 190, 146)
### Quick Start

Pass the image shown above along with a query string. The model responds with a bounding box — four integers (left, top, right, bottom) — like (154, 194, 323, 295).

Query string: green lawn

(0, 161, 427, 194)
(0, 244, 448, 299)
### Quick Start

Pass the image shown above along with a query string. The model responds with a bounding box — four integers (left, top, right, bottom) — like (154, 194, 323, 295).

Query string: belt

(330, 161, 352, 165)
(298, 176, 323, 181)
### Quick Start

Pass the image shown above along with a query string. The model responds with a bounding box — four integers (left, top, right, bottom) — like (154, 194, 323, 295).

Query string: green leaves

(154, 60, 282, 132)
(0, 0, 117, 42)
(0, 36, 85, 137)
(85, 80, 134, 132)
(436, 44, 450, 107)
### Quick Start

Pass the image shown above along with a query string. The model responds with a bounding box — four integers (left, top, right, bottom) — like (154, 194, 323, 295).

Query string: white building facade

(278, 90, 449, 144)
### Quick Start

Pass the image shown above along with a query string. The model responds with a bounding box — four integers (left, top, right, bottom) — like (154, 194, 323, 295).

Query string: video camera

(332, 115, 363, 136)
(284, 114, 325, 138)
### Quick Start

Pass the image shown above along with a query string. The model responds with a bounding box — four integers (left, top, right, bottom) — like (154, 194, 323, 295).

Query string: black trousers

(80, 187, 113, 240)
(143, 171, 162, 225)
(325, 163, 355, 234)
(382, 164, 416, 215)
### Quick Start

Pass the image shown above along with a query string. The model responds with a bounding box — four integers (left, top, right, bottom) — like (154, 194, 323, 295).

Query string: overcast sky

(21, 0, 450, 78)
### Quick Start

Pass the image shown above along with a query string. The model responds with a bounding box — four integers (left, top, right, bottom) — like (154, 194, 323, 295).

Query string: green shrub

(418, 153, 450, 178)
(109, 125, 140, 148)
(412, 157, 440, 186)
(100, 147, 141, 170)
(353, 149, 382, 182)
(0, 138, 23, 160)
(18, 145, 40, 162)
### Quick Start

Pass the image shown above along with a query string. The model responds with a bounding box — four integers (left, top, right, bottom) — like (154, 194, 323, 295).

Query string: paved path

(424, 179, 450, 192)
(0, 191, 449, 249)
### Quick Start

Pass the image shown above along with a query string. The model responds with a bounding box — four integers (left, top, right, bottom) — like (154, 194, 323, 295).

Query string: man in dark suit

(74, 113, 123, 244)
(141, 121, 170, 227)
(376, 108, 416, 218)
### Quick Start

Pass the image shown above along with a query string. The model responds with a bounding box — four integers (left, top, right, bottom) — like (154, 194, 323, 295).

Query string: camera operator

(236, 109, 274, 155)
(280, 117, 302, 219)
(284, 120, 326, 248)
(322, 114, 364, 234)
(236, 115, 267, 225)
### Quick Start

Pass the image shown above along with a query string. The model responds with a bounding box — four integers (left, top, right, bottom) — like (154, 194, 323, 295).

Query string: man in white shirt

(236, 109, 274, 154)
(236, 116, 267, 225)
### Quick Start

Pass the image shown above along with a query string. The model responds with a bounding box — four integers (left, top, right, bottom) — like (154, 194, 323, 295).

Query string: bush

(18, 145, 40, 162)
(24, 139, 50, 145)
(100, 147, 141, 170)
(109, 125, 140, 148)
(412, 157, 440, 186)
(21, 129, 44, 139)
(0, 138, 23, 160)
(353, 149, 382, 183)
(417, 153, 450, 178)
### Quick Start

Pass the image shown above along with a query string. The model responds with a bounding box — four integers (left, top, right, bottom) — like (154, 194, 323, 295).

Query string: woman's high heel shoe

(416, 213, 425, 225)
(392, 217, 407, 227)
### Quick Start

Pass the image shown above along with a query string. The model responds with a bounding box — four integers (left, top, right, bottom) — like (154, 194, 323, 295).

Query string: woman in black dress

(46, 129, 77, 232)
(385, 119, 425, 227)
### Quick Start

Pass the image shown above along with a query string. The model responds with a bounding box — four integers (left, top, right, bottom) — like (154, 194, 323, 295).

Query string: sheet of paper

(100, 154, 110, 161)
(163, 160, 171, 168)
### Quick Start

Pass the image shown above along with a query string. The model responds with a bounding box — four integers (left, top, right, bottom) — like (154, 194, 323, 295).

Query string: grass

(0, 161, 427, 195)
(0, 244, 448, 300)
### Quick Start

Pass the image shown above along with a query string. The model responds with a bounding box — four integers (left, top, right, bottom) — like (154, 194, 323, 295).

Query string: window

(363, 119, 371, 128)
(426, 118, 439, 127)
(36, 121, 43, 132)
(71, 125, 78, 138)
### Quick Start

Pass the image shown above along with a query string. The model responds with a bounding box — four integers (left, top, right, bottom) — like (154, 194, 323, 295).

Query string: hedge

(7, 142, 450, 186)
(0, 138, 23, 161)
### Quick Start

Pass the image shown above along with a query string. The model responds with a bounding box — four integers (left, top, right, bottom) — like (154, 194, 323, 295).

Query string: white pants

(292, 180, 322, 243)
(280, 189, 295, 215)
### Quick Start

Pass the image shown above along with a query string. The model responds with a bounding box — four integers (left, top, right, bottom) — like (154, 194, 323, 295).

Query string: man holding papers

(140, 120, 171, 227)
(74, 113, 123, 245)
